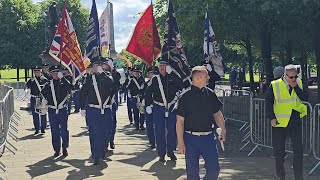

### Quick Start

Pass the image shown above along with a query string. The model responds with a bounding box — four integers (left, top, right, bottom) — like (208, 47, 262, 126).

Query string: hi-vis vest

(271, 78, 307, 127)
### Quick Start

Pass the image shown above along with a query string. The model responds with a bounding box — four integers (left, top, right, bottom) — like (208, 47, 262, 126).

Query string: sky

(33, 0, 150, 53)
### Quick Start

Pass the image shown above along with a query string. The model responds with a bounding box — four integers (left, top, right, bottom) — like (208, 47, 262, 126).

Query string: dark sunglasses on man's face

(286, 74, 298, 79)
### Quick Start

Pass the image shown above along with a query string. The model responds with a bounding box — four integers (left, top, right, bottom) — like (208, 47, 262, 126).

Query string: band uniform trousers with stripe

(48, 107, 69, 152)
(72, 90, 81, 112)
(67, 100, 71, 114)
(30, 97, 47, 131)
(145, 110, 155, 147)
(184, 132, 220, 180)
(153, 103, 176, 157)
(126, 93, 133, 123)
(110, 93, 118, 144)
(87, 106, 112, 159)
(131, 97, 145, 128)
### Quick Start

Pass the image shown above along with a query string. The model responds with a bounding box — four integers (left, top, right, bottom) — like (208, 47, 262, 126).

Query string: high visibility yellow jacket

(271, 78, 307, 127)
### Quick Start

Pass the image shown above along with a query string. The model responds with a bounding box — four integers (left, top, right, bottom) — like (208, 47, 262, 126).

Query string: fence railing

(248, 99, 313, 157)
(3, 81, 29, 101)
(219, 89, 320, 175)
(0, 84, 20, 171)
(310, 104, 320, 175)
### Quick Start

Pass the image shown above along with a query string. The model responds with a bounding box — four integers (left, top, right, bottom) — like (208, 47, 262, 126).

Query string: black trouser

(272, 119, 303, 180)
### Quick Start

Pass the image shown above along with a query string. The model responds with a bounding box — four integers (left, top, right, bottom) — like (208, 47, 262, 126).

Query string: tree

(0, 0, 44, 81)
(0, 0, 43, 67)
(39, 0, 89, 52)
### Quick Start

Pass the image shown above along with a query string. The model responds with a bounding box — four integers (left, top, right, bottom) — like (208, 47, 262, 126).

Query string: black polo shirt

(176, 85, 223, 132)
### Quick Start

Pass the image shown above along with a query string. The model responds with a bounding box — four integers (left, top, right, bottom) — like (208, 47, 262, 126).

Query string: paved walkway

(0, 100, 319, 180)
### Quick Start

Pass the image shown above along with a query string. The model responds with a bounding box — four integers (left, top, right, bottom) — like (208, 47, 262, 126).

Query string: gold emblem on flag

(139, 25, 152, 48)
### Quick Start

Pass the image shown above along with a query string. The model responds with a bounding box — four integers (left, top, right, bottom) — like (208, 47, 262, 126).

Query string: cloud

(33, 0, 150, 53)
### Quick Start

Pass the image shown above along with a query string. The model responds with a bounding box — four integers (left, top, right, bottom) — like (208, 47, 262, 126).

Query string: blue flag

(86, 0, 101, 60)
(161, 0, 190, 82)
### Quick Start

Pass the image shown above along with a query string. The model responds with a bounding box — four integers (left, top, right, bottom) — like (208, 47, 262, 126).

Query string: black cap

(201, 60, 209, 65)
(132, 66, 141, 72)
(33, 65, 42, 71)
(49, 65, 61, 72)
(147, 66, 159, 73)
(91, 56, 101, 65)
(158, 60, 168, 65)
(42, 63, 49, 67)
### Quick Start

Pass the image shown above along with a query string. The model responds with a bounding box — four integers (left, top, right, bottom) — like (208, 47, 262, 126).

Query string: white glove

(42, 98, 48, 105)
(81, 110, 86, 117)
(206, 64, 213, 72)
(166, 65, 172, 74)
(25, 89, 30, 94)
(108, 60, 114, 70)
(58, 72, 64, 79)
(146, 105, 152, 114)
(97, 66, 104, 74)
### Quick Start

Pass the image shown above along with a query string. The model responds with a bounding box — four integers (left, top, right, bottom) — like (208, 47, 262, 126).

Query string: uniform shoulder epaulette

(206, 87, 214, 93)
(179, 87, 191, 97)
(147, 75, 157, 86)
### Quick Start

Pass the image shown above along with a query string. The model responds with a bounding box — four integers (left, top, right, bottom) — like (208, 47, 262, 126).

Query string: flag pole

(151, 0, 154, 67)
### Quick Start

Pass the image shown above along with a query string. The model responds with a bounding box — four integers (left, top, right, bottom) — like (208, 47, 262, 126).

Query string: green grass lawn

(0, 69, 31, 83)
(0, 69, 261, 83)
(223, 73, 260, 82)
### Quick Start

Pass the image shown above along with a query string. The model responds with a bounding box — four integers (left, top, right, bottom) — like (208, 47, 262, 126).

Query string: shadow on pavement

(72, 130, 89, 137)
(143, 161, 185, 180)
(19, 133, 45, 141)
(62, 158, 107, 179)
(26, 156, 69, 178)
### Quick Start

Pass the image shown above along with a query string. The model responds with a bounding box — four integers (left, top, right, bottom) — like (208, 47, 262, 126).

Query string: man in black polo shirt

(176, 66, 226, 180)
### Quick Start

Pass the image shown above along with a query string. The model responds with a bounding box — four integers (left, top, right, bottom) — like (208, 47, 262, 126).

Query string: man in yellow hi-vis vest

(266, 64, 308, 180)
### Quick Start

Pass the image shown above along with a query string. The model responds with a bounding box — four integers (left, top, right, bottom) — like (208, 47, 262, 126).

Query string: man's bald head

(191, 66, 209, 88)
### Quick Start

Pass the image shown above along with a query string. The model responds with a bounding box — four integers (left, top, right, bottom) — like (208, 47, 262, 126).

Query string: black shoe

(167, 153, 177, 161)
(110, 142, 115, 150)
(93, 158, 100, 165)
(130, 122, 134, 125)
(149, 145, 156, 150)
(35, 130, 39, 134)
(159, 156, 165, 162)
(41, 130, 45, 134)
(53, 151, 60, 157)
(140, 126, 145, 130)
(278, 177, 285, 180)
(62, 149, 68, 157)
(74, 110, 79, 113)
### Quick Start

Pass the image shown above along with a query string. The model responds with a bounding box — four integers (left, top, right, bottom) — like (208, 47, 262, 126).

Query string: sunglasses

(286, 74, 298, 79)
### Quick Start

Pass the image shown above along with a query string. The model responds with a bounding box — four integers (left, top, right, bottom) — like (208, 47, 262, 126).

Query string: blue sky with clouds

(33, 0, 150, 52)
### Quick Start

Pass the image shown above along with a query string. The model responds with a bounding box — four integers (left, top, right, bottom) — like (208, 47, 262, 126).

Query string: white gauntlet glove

(81, 109, 86, 117)
(42, 98, 48, 105)
(97, 66, 104, 74)
(146, 105, 153, 114)
(58, 72, 64, 79)
(206, 64, 213, 72)
(166, 65, 173, 74)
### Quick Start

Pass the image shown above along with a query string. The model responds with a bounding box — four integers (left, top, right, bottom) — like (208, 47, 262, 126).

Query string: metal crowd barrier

(3, 81, 29, 101)
(309, 104, 320, 175)
(0, 84, 19, 171)
(216, 88, 319, 175)
(248, 99, 313, 157)
(223, 89, 252, 131)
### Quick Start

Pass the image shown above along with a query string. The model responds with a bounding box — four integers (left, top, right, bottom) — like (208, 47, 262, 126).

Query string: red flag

(125, 4, 161, 67)
(49, 4, 85, 83)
